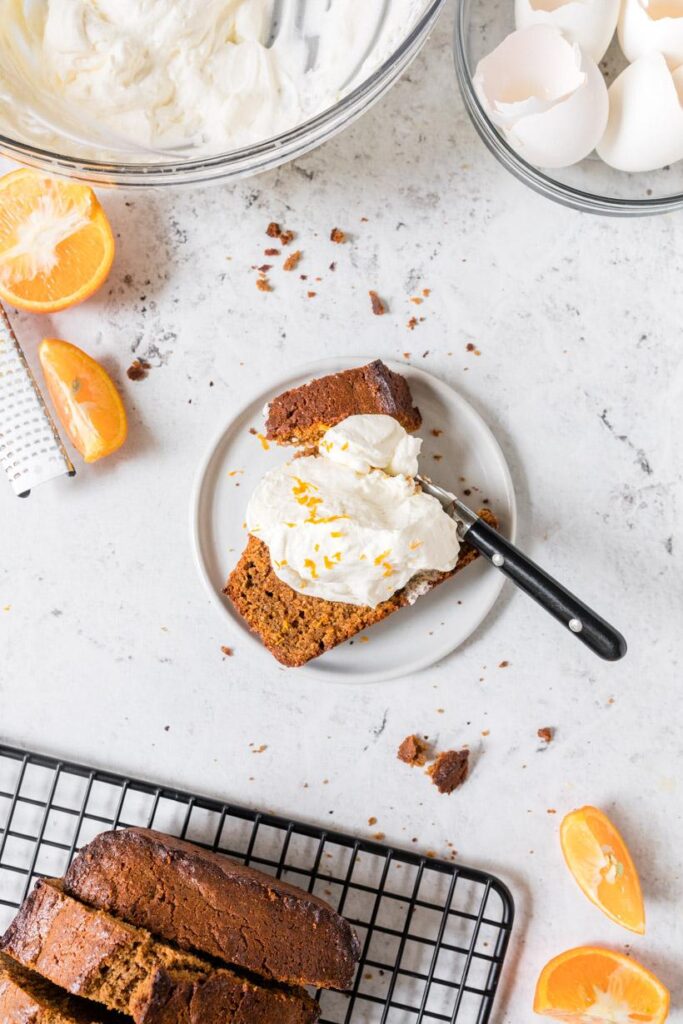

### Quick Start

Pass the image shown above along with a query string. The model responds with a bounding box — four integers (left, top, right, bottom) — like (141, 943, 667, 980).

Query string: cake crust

(265, 360, 421, 446)
(64, 827, 359, 991)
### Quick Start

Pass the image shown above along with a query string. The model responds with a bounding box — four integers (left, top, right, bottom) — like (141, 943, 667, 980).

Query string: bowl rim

(453, 0, 683, 217)
(0, 0, 447, 185)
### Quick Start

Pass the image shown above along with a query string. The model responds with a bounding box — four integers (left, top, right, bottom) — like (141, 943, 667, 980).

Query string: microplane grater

(0, 305, 74, 497)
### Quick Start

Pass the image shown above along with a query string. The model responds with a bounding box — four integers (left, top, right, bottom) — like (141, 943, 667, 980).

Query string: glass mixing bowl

(0, 0, 447, 188)
(454, 0, 683, 216)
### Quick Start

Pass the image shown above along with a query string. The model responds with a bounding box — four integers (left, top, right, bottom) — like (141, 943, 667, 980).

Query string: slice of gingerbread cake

(225, 361, 497, 667)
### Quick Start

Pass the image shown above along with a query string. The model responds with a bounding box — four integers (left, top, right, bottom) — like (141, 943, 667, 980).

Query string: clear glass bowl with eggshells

(455, 0, 683, 215)
(0, 0, 446, 188)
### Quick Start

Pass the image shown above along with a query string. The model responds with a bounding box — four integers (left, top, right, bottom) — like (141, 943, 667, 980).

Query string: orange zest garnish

(303, 559, 318, 579)
(560, 806, 645, 934)
(534, 946, 669, 1023)
(0, 169, 114, 313)
(374, 549, 391, 566)
(39, 339, 127, 463)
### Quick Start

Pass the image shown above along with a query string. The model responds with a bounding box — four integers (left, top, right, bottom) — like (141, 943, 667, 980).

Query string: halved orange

(0, 168, 114, 312)
(39, 339, 127, 463)
(534, 946, 669, 1023)
(560, 806, 645, 934)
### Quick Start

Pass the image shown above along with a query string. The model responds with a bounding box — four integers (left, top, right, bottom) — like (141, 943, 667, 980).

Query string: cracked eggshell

(474, 26, 609, 168)
(515, 0, 620, 62)
(619, 0, 683, 67)
(597, 52, 683, 171)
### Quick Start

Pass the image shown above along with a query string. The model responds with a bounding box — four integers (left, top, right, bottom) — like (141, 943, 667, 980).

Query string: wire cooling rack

(0, 744, 514, 1023)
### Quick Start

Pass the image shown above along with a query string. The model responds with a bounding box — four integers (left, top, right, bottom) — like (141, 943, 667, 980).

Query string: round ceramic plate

(191, 357, 517, 684)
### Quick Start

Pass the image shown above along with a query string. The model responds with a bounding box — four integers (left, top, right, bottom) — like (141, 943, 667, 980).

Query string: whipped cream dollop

(246, 415, 460, 608)
(0, 0, 425, 158)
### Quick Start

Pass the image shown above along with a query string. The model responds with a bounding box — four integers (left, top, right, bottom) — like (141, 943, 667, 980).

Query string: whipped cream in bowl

(0, 0, 443, 181)
(246, 415, 460, 608)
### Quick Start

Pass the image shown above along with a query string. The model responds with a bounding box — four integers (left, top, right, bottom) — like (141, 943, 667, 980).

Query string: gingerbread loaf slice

(0, 879, 319, 1024)
(226, 511, 495, 667)
(265, 360, 421, 446)
(0, 954, 122, 1024)
(64, 827, 359, 991)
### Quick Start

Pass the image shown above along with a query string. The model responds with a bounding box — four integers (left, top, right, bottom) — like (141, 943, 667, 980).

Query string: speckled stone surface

(1, 5, 682, 1021)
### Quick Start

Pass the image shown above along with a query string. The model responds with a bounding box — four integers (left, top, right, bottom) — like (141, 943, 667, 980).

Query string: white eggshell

(597, 52, 683, 171)
(474, 26, 609, 168)
(515, 0, 619, 62)
(619, 0, 683, 67)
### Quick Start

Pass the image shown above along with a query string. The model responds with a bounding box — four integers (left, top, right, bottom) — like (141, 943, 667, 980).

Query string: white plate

(191, 357, 517, 684)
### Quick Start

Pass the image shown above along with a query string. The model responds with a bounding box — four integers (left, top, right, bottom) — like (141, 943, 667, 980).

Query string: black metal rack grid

(0, 744, 514, 1024)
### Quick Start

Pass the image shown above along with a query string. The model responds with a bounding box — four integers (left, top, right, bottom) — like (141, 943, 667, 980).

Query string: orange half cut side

(0, 169, 114, 313)
(534, 946, 669, 1024)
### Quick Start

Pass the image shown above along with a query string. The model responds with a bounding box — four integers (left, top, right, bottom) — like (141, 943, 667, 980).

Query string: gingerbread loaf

(0, 954, 122, 1024)
(64, 827, 359, 991)
(0, 879, 319, 1024)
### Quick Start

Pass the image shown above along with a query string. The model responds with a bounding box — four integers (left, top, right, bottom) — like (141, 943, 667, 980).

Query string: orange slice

(560, 806, 645, 934)
(39, 339, 127, 463)
(534, 946, 669, 1024)
(0, 169, 114, 312)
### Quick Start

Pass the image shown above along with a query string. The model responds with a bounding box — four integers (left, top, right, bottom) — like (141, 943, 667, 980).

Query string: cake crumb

(373, 832, 385, 841)
(368, 816, 377, 826)
(266, 221, 295, 245)
(538, 727, 554, 744)
(252, 744, 267, 754)
(397, 734, 428, 767)
(283, 250, 302, 272)
(431, 429, 443, 437)
(220, 645, 234, 657)
(307, 290, 317, 298)
(329, 261, 336, 271)
(547, 808, 557, 814)
(407, 316, 418, 330)
(330, 227, 347, 243)
(428, 749, 469, 795)
(498, 660, 509, 668)
(264, 247, 280, 256)
(126, 358, 151, 381)
(369, 290, 386, 315)
(256, 277, 272, 292)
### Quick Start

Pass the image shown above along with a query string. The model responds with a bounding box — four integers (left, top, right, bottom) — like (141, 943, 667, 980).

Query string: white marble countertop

(1, 5, 681, 1021)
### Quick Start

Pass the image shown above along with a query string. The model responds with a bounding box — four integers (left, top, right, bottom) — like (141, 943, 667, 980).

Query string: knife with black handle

(417, 475, 627, 662)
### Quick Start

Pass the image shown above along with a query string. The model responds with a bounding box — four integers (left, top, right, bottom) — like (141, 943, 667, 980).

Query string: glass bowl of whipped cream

(455, 0, 683, 215)
(0, 0, 446, 187)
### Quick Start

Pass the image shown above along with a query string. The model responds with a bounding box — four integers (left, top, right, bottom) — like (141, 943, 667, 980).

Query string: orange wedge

(0, 169, 114, 312)
(534, 946, 669, 1024)
(560, 806, 645, 934)
(39, 339, 127, 463)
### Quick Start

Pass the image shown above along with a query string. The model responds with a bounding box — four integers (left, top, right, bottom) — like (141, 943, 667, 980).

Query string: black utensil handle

(465, 518, 627, 661)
